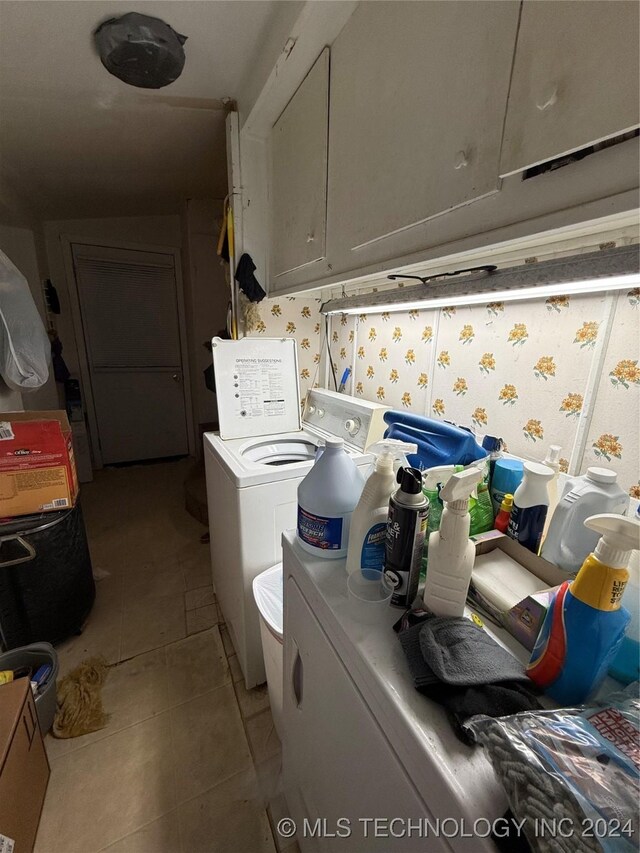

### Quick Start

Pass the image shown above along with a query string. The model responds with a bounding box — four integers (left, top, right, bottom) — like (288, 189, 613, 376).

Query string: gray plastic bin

(0, 642, 58, 733)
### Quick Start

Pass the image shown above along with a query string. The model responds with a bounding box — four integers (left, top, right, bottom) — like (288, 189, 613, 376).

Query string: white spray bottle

(346, 440, 417, 578)
(422, 466, 483, 617)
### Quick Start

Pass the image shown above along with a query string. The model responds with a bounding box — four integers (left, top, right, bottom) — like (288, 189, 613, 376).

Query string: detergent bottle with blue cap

(527, 513, 640, 704)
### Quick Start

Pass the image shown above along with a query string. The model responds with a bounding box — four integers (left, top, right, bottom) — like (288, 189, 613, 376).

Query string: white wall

(0, 223, 58, 411)
(181, 199, 229, 431)
(235, 1, 305, 124)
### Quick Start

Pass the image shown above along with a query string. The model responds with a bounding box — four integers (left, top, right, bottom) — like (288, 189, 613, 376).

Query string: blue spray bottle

(527, 513, 640, 705)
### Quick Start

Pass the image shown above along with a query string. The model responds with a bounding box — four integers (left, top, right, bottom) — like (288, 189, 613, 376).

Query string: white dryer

(204, 338, 389, 688)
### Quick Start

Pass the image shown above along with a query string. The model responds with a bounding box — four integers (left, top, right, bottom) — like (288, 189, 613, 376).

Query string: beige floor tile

(120, 592, 186, 660)
(100, 811, 181, 853)
(227, 653, 243, 684)
(183, 562, 212, 592)
(35, 713, 176, 853)
(89, 541, 126, 577)
(123, 561, 186, 601)
(254, 753, 284, 806)
(180, 546, 212, 591)
(169, 684, 252, 804)
(178, 769, 276, 853)
(268, 792, 293, 853)
(184, 585, 215, 611)
(186, 604, 217, 635)
(220, 624, 236, 657)
(55, 573, 124, 675)
(234, 678, 270, 720)
(44, 731, 75, 761)
(33, 754, 71, 853)
(245, 708, 282, 764)
(47, 647, 171, 760)
(164, 627, 229, 705)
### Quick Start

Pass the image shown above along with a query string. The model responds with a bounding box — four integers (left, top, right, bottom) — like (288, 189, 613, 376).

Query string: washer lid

(253, 562, 283, 639)
(212, 337, 301, 440)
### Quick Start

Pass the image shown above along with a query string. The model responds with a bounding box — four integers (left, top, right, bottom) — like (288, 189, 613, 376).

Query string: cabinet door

(282, 578, 446, 853)
(501, 1, 640, 176)
(271, 48, 329, 283)
(326, 1, 520, 259)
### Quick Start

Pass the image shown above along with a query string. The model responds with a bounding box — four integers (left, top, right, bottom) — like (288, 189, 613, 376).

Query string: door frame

(61, 235, 196, 468)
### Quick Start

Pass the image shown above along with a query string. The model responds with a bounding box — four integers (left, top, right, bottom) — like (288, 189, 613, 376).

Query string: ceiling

(0, 1, 288, 222)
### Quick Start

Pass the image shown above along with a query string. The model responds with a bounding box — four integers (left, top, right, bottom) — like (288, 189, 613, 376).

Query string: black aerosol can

(384, 467, 429, 607)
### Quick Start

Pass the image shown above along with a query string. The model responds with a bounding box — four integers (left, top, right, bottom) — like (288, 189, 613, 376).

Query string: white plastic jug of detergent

(297, 437, 365, 559)
(541, 467, 629, 573)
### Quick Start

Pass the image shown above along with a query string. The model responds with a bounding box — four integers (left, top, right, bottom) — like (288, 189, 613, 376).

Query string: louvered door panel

(72, 244, 189, 464)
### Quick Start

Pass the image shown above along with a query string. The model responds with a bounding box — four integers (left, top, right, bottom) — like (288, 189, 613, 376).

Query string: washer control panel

(303, 389, 389, 451)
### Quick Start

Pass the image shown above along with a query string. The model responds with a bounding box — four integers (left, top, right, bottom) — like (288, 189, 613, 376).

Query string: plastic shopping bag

(465, 684, 640, 853)
(0, 249, 50, 391)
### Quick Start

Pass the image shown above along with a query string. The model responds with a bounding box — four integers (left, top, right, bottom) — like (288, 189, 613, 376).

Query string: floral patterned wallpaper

(244, 286, 639, 497)
(244, 295, 324, 410)
(583, 289, 640, 499)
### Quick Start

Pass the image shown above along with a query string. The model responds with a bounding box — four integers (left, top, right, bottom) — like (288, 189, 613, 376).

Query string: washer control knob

(317, 408, 325, 419)
(345, 417, 361, 436)
(307, 405, 316, 416)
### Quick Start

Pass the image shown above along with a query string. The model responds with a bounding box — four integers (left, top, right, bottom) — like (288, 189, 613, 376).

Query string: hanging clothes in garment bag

(0, 250, 50, 391)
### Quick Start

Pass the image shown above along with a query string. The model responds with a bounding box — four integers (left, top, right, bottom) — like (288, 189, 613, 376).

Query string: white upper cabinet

(501, 1, 640, 176)
(326, 1, 520, 258)
(270, 48, 329, 283)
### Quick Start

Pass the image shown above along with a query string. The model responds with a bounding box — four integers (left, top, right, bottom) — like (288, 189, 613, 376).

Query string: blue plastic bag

(383, 410, 487, 470)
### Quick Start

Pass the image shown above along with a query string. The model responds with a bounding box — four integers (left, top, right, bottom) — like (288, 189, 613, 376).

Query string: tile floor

(35, 459, 298, 853)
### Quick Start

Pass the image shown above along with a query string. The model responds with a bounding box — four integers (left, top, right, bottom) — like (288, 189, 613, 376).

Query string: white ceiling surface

(0, 0, 286, 221)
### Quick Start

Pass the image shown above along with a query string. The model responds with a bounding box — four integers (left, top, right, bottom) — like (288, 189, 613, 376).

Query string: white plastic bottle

(541, 467, 629, 572)
(507, 461, 553, 554)
(346, 440, 417, 578)
(422, 466, 483, 617)
(541, 444, 562, 542)
(297, 437, 365, 559)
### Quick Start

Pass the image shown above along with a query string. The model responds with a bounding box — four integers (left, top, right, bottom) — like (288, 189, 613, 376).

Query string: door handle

(291, 642, 303, 708)
(172, 373, 182, 383)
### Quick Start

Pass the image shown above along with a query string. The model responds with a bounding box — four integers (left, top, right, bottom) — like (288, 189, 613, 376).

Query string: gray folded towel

(419, 616, 528, 685)
(398, 615, 542, 744)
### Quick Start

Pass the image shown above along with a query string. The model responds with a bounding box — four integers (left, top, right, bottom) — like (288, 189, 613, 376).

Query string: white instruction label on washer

(234, 357, 286, 419)
(0, 833, 16, 853)
(0, 422, 14, 441)
(213, 337, 300, 439)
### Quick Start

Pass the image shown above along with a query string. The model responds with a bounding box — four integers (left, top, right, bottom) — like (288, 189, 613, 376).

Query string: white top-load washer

(204, 337, 389, 688)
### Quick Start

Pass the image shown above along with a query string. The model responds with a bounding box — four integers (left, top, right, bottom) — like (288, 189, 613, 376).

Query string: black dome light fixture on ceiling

(94, 12, 187, 89)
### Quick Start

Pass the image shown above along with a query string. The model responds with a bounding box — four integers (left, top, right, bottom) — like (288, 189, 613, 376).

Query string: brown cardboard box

(0, 678, 50, 852)
(0, 411, 79, 518)
(471, 531, 568, 649)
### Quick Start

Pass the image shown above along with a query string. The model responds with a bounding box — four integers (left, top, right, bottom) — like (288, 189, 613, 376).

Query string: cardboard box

(0, 411, 79, 518)
(471, 531, 568, 650)
(0, 678, 50, 852)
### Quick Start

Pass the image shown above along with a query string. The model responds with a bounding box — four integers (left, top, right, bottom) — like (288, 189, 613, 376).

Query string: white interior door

(72, 243, 190, 464)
